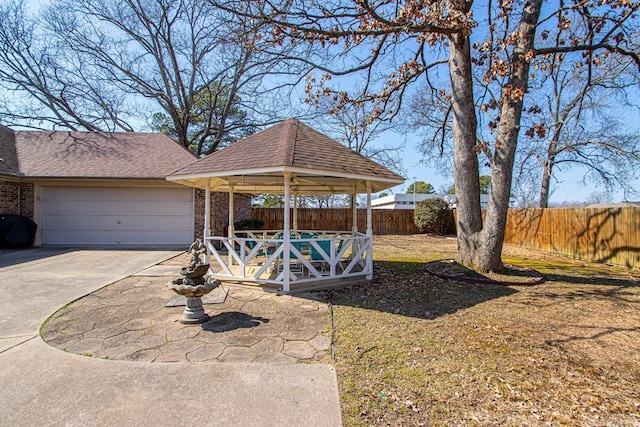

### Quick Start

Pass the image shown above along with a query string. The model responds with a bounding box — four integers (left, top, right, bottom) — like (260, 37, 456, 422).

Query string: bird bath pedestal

(168, 240, 221, 324)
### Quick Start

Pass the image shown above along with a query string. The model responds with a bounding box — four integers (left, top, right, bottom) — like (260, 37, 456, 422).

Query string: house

(372, 193, 457, 209)
(0, 125, 250, 246)
(372, 193, 515, 210)
(372, 193, 485, 209)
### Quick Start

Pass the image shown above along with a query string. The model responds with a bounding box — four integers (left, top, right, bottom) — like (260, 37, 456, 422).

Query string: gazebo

(167, 118, 404, 292)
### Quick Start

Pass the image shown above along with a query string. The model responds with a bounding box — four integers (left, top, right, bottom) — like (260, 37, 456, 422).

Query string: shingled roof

(168, 118, 404, 194)
(0, 125, 19, 177)
(0, 127, 196, 179)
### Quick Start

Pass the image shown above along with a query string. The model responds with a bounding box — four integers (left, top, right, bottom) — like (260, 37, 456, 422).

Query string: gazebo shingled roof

(167, 118, 404, 194)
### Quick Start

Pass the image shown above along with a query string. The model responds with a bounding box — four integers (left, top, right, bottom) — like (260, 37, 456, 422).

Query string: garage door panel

(44, 187, 67, 200)
(121, 230, 183, 244)
(173, 215, 194, 228)
(41, 229, 64, 244)
(75, 231, 120, 244)
(137, 188, 184, 201)
(156, 202, 194, 214)
(43, 213, 118, 229)
(42, 200, 66, 215)
(41, 214, 64, 228)
(172, 190, 194, 202)
(42, 186, 194, 245)
(116, 231, 155, 245)
(122, 202, 185, 216)
(43, 230, 119, 245)
(62, 201, 113, 215)
(118, 215, 175, 229)
(96, 188, 121, 201)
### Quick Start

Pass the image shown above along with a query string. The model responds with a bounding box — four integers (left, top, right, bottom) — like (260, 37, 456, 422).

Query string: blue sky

(378, 131, 637, 205)
(14, 0, 639, 205)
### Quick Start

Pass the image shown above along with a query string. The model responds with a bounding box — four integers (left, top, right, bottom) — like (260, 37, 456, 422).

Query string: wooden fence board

(632, 209, 640, 268)
(251, 208, 419, 235)
(502, 207, 640, 269)
(250, 207, 640, 268)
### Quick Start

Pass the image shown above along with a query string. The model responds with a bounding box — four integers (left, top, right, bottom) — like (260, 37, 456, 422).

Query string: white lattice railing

(203, 230, 371, 291)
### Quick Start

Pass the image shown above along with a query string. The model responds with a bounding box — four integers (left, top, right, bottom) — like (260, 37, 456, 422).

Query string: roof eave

(167, 169, 403, 195)
(26, 176, 169, 181)
(0, 172, 21, 180)
(167, 165, 405, 185)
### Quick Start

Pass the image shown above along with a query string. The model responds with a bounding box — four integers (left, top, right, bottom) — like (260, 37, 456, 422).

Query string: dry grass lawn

(328, 235, 640, 426)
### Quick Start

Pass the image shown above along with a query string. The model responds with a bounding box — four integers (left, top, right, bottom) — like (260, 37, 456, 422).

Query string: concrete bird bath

(168, 239, 220, 324)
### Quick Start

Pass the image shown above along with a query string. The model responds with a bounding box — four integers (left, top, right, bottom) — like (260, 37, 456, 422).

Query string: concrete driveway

(0, 247, 342, 426)
(0, 247, 183, 338)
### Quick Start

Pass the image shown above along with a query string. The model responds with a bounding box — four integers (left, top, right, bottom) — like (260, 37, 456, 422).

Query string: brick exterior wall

(193, 190, 252, 241)
(0, 179, 34, 219)
(194, 188, 206, 240)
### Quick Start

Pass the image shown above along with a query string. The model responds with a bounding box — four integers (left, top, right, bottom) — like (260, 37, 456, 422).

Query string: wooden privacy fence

(503, 207, 640, 269)
(252, 207, 640, 268)
(251, 208, 419, 234)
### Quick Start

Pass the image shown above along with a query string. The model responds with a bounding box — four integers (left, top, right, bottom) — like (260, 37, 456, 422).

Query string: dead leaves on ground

(327, 236, 640, 426)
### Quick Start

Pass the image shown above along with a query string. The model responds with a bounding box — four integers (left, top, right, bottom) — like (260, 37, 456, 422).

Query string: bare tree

(510, 172, 541, 208)
(586, 190, 612, 205)
(411, 12, 640, 209)
(517, 55, 640, 207)
(406, 83, 456, 178)
(0, 0, 306, 153)
(217, 0, 640, 272)
(314, 97, 405, 173)
(312, 98, 405, 208)
(0, 0, 134, 131)
(293, 194, 350, 208)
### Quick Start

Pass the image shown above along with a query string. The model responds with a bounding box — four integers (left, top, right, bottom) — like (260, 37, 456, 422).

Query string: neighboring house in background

(372, 193, 475, 209)
(372, 193, 517, 210)
(371, 193, 512, 210)
(372, 193, 454, 210)
(0, 125, 250, 246)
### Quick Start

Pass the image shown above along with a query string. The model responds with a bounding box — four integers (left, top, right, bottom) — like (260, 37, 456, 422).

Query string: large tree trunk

(479, 0, 543, 272)
(450, 0, 543, 272)
(448, 33, 484, 268)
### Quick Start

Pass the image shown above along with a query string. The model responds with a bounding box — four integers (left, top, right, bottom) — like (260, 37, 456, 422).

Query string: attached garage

(40, 186, 194, 245)
(0, 129, 203, 246)
(2, 127, 253, 247)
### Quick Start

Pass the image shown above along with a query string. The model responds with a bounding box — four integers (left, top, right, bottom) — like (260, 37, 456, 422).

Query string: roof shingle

(170, 118, 403, 182)
(0, 125, 19, 177)
(5, 129, 196, 179)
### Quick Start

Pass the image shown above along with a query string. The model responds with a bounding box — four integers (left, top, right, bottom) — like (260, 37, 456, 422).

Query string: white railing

(203, 230, 371, 291)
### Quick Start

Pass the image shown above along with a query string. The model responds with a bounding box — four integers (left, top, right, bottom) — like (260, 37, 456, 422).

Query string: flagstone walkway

(41, 272, 332, 364)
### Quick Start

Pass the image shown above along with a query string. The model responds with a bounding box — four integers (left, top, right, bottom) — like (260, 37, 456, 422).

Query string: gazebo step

(278, 276, 370, 294)
(215, 275, 369, 294)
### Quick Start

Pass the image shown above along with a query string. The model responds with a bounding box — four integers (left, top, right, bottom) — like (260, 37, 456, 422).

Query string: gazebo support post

(283, 173, 292, 292)
(293, 193, 298, 232)
(351, 190, 359, 258)
(204, 181, 211, 264)
(228, 185, 235, 267)
(366, 181, 373, 280)
(351, 191, 358, 235)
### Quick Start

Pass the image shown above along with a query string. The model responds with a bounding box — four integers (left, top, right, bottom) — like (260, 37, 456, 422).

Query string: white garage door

(41, 186, 194, 245)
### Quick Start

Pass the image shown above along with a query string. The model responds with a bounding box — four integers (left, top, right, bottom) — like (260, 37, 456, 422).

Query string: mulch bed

(424, 259, 545, 286)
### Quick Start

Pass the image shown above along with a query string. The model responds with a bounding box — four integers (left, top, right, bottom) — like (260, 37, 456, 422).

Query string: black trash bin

(0, 214, 38, 248)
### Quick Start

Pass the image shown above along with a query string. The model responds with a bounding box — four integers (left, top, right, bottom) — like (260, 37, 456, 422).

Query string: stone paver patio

(41, 255, 332, 364)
